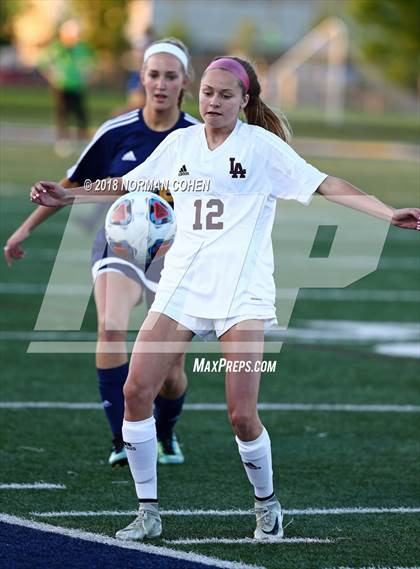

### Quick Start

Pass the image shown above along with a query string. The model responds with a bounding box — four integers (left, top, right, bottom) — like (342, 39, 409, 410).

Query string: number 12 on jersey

(193, 199, 224, 230)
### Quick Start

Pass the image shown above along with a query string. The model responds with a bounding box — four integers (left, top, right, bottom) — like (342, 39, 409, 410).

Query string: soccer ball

(105, 191, 176, 267)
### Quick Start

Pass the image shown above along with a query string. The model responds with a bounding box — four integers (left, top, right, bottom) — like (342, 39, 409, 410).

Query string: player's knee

(167, 354, 184, 375)
(123, 379, 154, 408)
(160, 359, 186, 397)
(123, 381, 140, 404)
(97, 322, 127, 344)
(160, 375, 178, 394)
(228, 408, 258, 439)
(163, 365, 185, 388)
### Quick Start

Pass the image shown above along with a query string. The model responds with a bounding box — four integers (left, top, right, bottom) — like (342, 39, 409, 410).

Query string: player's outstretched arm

(30, 177, 126, 207)
(4, 178, 79, 267)
(316, 176, 420, 231)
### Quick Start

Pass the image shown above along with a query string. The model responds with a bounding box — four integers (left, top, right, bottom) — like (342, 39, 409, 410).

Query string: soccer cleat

(157, 433, 184, 465)
(115, 502, 162, 541)
(108, 436, 128, 468)
(253, 496, 284, 541)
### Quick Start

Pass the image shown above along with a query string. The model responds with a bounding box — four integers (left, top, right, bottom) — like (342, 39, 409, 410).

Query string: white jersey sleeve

(122, 129, 182, 188)
(257, 130, 328, 204)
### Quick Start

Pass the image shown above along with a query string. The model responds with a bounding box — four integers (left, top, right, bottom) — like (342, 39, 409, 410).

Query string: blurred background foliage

(0, 0, 29, 45)
(349, 0, 420, 92)
(0, 0, 418, 132)
(71, 0, 130, 62)
(1, 0, 419, 92)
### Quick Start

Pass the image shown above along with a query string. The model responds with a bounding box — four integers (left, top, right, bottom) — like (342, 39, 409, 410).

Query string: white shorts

(152, 305, 277, 340)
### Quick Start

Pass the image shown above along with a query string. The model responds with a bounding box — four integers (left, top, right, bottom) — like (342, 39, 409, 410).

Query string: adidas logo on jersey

(178, 164, 189, 176)
(122, 151, 137, 161)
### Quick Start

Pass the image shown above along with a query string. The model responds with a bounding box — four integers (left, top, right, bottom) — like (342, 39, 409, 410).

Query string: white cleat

(115, 502, 162, 541)
(253, 496, 284, 541)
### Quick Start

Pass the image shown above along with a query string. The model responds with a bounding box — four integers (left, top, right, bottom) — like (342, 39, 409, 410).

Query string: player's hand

(30, 181, 69, 207)
(3, 226, 30, 267)
(391, 208, 420, 231)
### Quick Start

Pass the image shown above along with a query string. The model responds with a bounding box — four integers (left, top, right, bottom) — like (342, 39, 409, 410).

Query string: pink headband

(205, 58, 250, 92)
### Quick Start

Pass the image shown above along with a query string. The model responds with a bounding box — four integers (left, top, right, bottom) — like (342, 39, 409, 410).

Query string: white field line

(0, 513, 264, 569)
(13, 249, 420, 270)
(22, 341, 420, 356)
(18, 446, 45, 453)
(2, 402, 420, 413)
(0, 402, 103, 409)
(1, 320, 420, 344)
(0, 283, 419, 302)
(293, 290, 420, 302)
(0, 483, 65, 490)
(374, 343, 420, 358)
(0, 331, 98, 341)
(184, 404, 420, 413)
(30, 507, 420, 518)
(164, 537, 334, 545)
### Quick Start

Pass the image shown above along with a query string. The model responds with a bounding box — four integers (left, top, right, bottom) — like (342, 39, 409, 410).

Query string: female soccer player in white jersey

(5, 39, 199, 468)
(30, 56, 420, 541)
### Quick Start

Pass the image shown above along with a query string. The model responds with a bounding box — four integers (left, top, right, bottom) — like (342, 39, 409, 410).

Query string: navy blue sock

(154, 391, 186, 441)
(97, 363, 128, 439)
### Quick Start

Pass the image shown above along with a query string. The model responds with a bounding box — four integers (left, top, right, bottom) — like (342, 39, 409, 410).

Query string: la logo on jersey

(229, 157, 246, 178)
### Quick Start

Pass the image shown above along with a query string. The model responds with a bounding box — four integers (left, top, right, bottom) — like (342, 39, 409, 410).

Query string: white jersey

(123, 120, 327, 319)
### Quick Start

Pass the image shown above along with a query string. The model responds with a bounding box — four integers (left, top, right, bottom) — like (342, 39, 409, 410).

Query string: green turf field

(0, 111, 419, 568)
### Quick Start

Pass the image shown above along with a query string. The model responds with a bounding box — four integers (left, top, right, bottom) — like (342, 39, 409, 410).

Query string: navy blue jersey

(67, 108, 199, 182)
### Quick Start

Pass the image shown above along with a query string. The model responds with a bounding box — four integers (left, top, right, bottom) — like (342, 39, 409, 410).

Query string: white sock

(122, 417, 157, 501)
(235, 427, 274, 500)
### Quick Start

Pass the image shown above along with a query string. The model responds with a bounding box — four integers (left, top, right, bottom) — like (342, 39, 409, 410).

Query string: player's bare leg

(124, 312, 193, 420)
(221, 319, 264, 441)
(221, 320, 283, 540)
(95, 271, 142, 368)
(116, 313, 193, 541)
(95, 275, 189, 466)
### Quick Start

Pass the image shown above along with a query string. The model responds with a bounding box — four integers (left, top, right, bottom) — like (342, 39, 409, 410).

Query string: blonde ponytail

(244, 95, 291, 143)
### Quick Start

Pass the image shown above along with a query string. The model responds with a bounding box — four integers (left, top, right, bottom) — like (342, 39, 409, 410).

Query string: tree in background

(348, 0, 420, 92)
(228, 19, 259, 57)
(70, 0, 130, 62)
(0, 0, 28, 46)
(161, 20, 192, 48)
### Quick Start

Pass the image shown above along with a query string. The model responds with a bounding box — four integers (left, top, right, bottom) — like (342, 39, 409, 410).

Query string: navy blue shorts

(91, 228, 164, 308)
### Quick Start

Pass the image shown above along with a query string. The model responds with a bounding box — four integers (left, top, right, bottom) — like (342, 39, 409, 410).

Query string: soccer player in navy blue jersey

(4, 38, 199, 467)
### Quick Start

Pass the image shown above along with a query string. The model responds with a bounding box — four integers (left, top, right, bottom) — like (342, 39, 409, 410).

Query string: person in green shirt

(38, 19, 94, 152)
